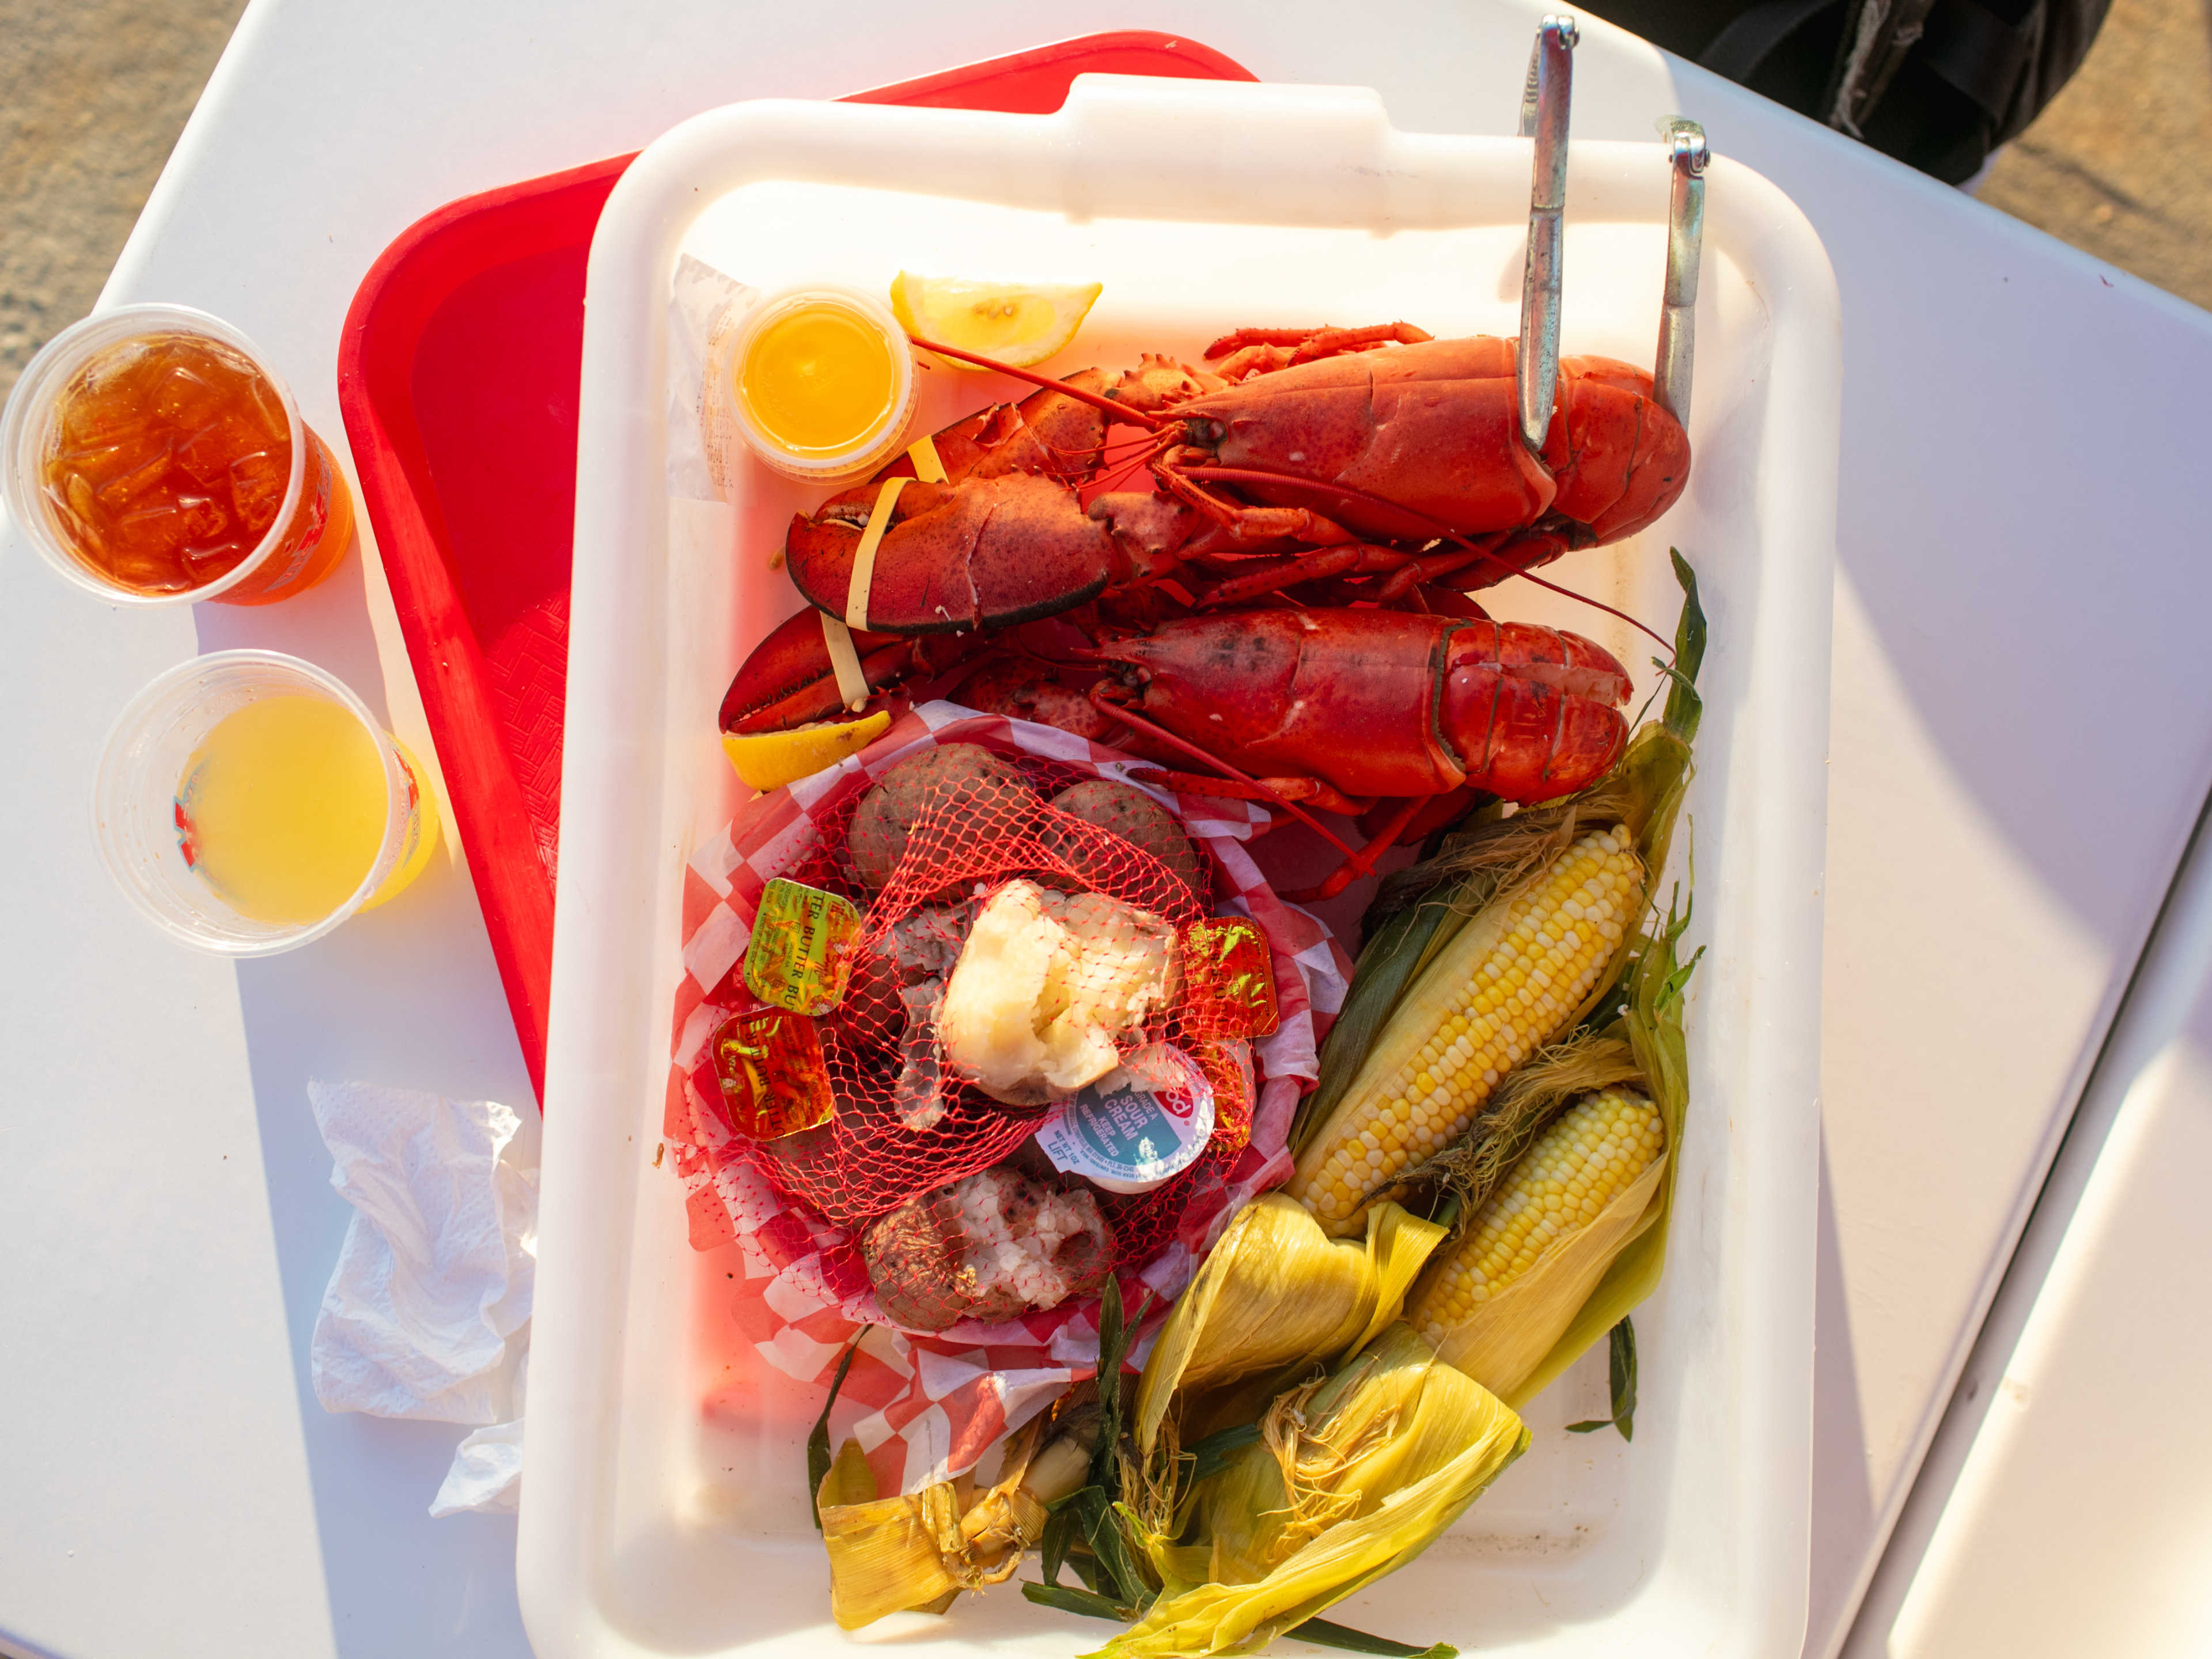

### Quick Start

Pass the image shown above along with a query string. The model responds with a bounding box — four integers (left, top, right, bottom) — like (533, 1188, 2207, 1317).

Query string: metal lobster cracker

(720, 15, 1712, 899)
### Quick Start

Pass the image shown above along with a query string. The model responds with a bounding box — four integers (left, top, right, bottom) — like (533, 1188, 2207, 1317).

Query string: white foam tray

(526, 74, 1839, 1659)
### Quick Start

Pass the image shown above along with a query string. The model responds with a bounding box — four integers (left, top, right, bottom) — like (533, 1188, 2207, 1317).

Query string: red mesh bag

(697, 741, 1268, 1311)
(666, 707, 1350, 1359)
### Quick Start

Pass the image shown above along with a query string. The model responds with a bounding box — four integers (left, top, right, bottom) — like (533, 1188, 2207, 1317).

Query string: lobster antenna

(1517, 15, 1577, 454)
(1654, 118, 1709, 425)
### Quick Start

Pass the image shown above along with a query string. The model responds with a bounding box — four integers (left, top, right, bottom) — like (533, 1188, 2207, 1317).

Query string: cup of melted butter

(721, 285, 917, 483)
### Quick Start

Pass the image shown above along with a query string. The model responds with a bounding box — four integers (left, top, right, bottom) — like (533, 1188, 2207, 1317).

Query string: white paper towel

(430, 1348, 528, 1518)
(308, 1080, 537, 1514)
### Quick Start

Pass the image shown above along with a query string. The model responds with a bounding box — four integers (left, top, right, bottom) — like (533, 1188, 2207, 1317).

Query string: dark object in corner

(1584, 0, 2109, 183)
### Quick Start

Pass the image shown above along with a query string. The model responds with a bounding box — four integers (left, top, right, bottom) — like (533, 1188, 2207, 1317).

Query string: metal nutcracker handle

(1516, 14, 1578, 454)
(1654, 118, 1709, 426)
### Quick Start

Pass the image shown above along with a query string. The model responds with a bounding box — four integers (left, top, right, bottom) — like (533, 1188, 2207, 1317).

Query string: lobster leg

(1289, 796, 1428, 903)
(1367, 785, 1481, 844)
(1152, 457, 1353, 548)
(1192, 543, 1414, 608)
(1204, 323, 1435, 381)
(1124, 767, 1374, 819)
(1371, 532, 1515, 603)
(1084, 685, 1369, 863)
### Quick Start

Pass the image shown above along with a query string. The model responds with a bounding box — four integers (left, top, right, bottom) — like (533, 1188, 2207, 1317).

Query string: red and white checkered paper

(663, 703, 1353, 1495)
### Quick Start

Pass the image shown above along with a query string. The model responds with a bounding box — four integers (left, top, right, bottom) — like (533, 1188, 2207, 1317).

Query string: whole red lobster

(722, 598, 1637, 903)
(777, 324, 1688, 635)
(1081, 609, 1632, 899)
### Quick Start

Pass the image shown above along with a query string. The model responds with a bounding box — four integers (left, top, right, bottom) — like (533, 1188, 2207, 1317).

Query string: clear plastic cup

(715, 283, 918, 484)
(93, 651, 440, 955)
(1, 304, 355, 606)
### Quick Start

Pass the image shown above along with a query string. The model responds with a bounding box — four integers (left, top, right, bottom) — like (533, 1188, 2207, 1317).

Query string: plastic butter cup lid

(1035, 1044, 1216, 1196)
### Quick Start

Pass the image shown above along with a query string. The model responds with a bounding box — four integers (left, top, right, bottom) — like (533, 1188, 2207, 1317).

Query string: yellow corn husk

(1411, 1085, 1668, 1405)
(1132, 1194, 1446, 1455)
(820, 1403, 1096, 1628)
(1286, 825, 1645, 1237)
(1095, 1324, 1528, 1659)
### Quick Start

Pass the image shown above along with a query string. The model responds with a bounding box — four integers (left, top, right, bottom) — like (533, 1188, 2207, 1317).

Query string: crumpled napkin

(308, 1080, 537, 1514)
(430, 1348, 527, 1517)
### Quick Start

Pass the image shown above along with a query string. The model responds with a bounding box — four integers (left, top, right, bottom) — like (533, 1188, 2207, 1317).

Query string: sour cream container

(1036, 1044, 1217, 1195)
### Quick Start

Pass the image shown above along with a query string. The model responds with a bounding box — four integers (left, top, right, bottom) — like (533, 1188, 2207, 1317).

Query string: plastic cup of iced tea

(1, 304, 355, 605)
(93, 651, 441, 955)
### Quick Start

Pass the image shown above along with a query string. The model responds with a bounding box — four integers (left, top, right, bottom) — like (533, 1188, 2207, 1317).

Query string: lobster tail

(1544, 356, 1691, 546)
(1441, 621, 1631, 802)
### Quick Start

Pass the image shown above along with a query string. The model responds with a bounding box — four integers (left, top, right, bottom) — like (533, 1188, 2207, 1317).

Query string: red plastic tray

(336, 35, 1254, 1100)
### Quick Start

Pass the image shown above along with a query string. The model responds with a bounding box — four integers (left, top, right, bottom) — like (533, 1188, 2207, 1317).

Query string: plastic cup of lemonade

(1, 304, 355, 606)
(718, 284, 919, 483)
(93, 651, 440, 955)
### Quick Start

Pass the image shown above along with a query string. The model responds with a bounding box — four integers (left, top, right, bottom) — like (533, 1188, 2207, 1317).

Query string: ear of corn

(1411, 1085, 1668, 1404)
(1285, 826, 1645, 1237)
(1096, 1324, 1528, 1658)
(1286, 898, 1456, 1158)
(1506, 876, 1699, 1406)
(1133, 1194, 1446, 1455)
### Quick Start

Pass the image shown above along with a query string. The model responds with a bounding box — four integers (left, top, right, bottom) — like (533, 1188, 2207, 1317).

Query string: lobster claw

(719, 606, 919, 736)
(786, 471, 1120, 634)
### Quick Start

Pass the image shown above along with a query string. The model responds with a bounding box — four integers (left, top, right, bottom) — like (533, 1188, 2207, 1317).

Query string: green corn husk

(1133, 1195, 1446, 1456)
(1093, 1324, 1528, 1659)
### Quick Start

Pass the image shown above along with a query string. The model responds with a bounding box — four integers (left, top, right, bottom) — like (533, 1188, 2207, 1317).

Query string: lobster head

(1133, 335, 1691, 559)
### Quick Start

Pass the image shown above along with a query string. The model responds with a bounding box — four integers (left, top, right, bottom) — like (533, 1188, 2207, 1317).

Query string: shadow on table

(195, 545, 540, 1659)
(1806, 1129, 1876, 1659)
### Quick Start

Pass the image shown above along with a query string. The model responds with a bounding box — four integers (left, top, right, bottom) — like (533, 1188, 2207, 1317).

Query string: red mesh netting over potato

(665, 706, 1351, 1484)
(718, 743, 1257, 1288)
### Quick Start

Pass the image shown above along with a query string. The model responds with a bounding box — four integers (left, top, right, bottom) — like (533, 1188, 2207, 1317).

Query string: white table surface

(1838, 770, 2212, 1657)
(5, 2, 2211, 1657)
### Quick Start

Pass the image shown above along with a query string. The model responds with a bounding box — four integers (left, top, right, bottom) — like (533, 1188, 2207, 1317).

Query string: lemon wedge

(722, 711, 891, 793)
(890, 273, 1103, 371)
